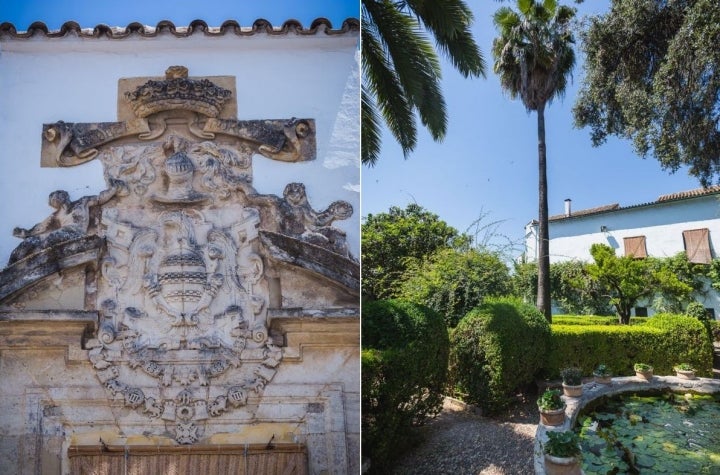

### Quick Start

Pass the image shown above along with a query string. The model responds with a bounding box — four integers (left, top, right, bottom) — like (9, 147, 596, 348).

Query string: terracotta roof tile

(549, 185, 720, 222)
(0, 18, 359, 39)
(657, 185, 720, 202)
(549, 203, 619, 221)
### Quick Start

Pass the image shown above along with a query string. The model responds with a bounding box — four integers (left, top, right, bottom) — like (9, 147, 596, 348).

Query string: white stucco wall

(547, 197, 720, 262)
(0, 32, 360, 266)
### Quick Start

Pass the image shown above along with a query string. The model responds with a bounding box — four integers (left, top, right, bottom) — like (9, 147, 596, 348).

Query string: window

(706, 308, 716, 319)
(683, 228, 712, 264)
(634, 307, 648, 317)
(623, 236, 647, 258)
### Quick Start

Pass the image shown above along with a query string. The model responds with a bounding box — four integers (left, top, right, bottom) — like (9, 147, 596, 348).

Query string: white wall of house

(0, 32, 360, 265)
(525, 193, 720, 317)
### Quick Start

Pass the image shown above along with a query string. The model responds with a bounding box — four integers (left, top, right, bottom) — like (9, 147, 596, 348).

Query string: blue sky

(0, 1, 706, 260)
(0, 0, 357, 29)
(362, 1, 702, 257)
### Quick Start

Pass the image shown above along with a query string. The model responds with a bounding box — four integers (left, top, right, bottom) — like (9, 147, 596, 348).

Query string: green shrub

(686, 301, 714, 340)
(398, 248, 511, 328)
(361, 300, 449, 471)
(546, 313, 713, 377)
(711, 320, 720, 342)
(449, 297, 550, 414)
(553, 315, 647, 326)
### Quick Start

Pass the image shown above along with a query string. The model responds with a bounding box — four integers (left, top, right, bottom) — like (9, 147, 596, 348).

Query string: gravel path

(391, 395, 539, 475)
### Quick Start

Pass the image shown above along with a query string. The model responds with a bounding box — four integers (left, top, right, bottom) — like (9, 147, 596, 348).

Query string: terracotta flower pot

(635, 368, 653, 380)
(593, 373, 612, 385)
(544, 454, 581, 475)
(675, 369, 696, 380)
(562, 383, 583, 398)
(539, 407, 566, 426)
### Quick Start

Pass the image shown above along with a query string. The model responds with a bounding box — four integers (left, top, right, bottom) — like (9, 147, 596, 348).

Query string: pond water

(576, 391, 720, 474)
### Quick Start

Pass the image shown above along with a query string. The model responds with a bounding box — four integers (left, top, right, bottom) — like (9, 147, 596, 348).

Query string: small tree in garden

(586, 243, 692, 324)
(361, 204, 469, 301)
(399, 247, 512, 327)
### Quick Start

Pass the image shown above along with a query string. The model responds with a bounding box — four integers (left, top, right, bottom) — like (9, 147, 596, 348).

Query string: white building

(525, 186, 720, 317)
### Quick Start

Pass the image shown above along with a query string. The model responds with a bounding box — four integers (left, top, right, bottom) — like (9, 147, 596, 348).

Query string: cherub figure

(9, 180, 124, 264)
(279, 183, 353, 255)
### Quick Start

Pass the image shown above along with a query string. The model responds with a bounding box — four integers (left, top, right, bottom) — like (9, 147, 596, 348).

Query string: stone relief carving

(9, 183, 123, 264)
(41, 66, 316, 167)
(3, 66, 355, 444)
(249, 183, 353, 257)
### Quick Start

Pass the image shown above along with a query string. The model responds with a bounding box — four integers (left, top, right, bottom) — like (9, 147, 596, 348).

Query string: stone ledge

(0, 236, 104, 303)
(0, 310, 97, 322)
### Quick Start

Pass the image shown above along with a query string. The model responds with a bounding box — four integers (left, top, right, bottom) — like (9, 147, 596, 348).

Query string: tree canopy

(574, 0, 720, 186)
(398, 247, 512, 327)
(586, 243, 693, 324)
(361, 204, 469, 300)
(361, 0, 485, 166)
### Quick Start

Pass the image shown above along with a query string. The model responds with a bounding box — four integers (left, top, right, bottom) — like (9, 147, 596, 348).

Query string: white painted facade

(0, 31, 360, 266)
(525, 189, 720, 316)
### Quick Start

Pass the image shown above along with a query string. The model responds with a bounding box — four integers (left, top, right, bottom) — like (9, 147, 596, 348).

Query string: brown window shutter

(683, 228, 712, 264)
(623, 236, 647, 258)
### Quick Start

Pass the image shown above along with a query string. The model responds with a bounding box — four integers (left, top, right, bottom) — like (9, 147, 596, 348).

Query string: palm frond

(362, 87, 383, 166)
(362, 21, 417, 155)
(405, 0, 486, 78)
(365, 0, 447, 144)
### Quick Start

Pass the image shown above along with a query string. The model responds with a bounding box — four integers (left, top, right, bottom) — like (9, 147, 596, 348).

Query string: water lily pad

(576, 392, 720, 473)
(635, 454, 655, 467)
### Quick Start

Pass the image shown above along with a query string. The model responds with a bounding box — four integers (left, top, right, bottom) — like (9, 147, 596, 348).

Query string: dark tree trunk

(536, 103, 551, 323)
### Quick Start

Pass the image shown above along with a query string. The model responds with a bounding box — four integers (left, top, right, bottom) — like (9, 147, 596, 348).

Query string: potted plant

(593, 364, 612, 384)
(634, 362, 653, 380)
(674, 363, 697, 380)
(537, 389, 566, 426)
(544, 430, 582, 475)
(560, 367, 583, 398)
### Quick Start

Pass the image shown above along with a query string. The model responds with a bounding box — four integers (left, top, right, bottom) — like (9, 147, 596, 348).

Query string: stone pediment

(0, 66, 357, 445)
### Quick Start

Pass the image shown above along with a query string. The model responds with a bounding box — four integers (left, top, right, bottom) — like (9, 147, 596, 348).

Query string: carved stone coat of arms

(5, 66, 357, 444)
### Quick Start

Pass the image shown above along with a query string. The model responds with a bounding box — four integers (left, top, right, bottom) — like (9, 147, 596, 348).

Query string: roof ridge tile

(0, 18, 359, 39)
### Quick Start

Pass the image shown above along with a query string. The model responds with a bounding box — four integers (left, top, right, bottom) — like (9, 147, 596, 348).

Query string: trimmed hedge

(546, 313, 713, 378)
(553, 315, 647, 325)
(361, 300, 449, 471)
(450, 297, 551, 414)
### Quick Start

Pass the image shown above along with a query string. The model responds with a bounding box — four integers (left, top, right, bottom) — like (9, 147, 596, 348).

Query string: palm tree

(492, 0, 575, 322)
(362, 0, 485, 166)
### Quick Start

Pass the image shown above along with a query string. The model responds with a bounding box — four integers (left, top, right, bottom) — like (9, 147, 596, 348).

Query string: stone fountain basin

(533, 375, 720, 474)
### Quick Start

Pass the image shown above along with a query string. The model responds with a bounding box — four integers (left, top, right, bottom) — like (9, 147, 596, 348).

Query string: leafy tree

(511, 260, 538, 303)
(512, 260, 613, 315)
(361, 204, 469, 300)
(574, 0, 720, 186)
(586, 244, 693, 324)
(648, 252, 709, 313)
(492, 0, 576, 322)
(398, 247, 512, 327)
(550, 260, 613, 315)
(361, 0, 485, 165)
